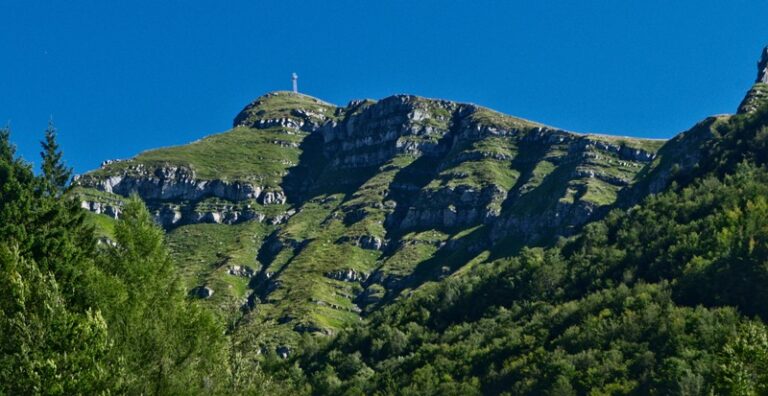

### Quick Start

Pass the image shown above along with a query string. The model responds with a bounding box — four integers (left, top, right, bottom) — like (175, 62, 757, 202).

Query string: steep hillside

(291, 94, 768, 395)
(76, 88, 668, 349)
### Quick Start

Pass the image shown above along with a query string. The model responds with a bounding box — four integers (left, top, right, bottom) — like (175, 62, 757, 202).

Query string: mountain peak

(757, 46, 768, 83)
(232, 91, 337, 128)
(737, 46, 768, 114)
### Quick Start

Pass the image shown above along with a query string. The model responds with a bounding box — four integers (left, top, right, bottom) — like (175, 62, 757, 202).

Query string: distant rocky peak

(758, 46, 768, 84)
(737, 47, 768, 114)
(232, 91, 337, 130)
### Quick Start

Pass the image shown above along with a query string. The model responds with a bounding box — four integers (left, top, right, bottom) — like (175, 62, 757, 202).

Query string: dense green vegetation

(283, 164, 768, 394)
(0, 126, 285, 394)
(259, 93, 768, 395)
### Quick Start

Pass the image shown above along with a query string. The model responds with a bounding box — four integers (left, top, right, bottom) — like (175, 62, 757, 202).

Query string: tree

(715, 321, 768, 395)
(0, 125, 14, 162)
(97, 196, 229, 394)
(40, 120, 71, 195)
(0, 244, 112, 394)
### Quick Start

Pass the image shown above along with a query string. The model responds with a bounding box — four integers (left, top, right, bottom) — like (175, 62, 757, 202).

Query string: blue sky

(2, 1, 768, 174)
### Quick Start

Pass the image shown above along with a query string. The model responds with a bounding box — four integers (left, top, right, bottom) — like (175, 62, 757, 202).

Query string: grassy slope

(84, 212, 117, 239)
(87, 92, 338, 185)
(87, 126, 304, 186)
(166, 220, 274, 322)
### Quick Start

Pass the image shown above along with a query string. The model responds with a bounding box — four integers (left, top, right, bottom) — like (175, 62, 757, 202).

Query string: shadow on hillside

(280, 131, 328, 206)
(498, 138, 551, 211)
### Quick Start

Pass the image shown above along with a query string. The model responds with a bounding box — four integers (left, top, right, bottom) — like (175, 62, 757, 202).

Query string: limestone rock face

(79, 164, 267, 202)
(325, 269, 369, 283)
(80, 200, 121, 218)
(758, 46, 768, 83)
(320, 95, 465, 170)
(75, 163, 288, 228)
(228, 265, 255, 277)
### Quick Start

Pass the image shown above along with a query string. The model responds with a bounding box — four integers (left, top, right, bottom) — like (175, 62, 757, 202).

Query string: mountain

(61, 46, 768, 394)
(72, 88, 667, 341)
(72, 44, 768, 343)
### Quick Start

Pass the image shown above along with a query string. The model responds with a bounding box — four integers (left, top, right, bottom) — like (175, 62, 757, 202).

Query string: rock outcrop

(78, 164, 284, 204)
(758, 46, 768, 84)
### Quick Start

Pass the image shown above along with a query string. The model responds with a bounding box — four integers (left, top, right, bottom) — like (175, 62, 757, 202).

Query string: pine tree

(40, 120, 71, 194)
(0, 245, 112, 394)
(98, 195, 229, 394)
(0, 126, 14, 163)
(0, 130, 113, 393)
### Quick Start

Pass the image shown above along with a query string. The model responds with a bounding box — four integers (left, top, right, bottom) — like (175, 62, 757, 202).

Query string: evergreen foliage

(0, 126, 235, 395)
(94, 195, 229, 394)
(40, 120, 71, 195)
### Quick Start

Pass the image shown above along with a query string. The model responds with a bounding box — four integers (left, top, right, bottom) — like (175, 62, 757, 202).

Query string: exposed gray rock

(398, 185, 506, 231)
(78, 164, 267, 202)
(572, 168, 630, 186)
(80, 200, 121, 219)
(100, 159, 126, 167)
(758, 46, 768, 83)
(227, 265, 255, 277)
(490, 198, 599, 244)
(325, 269, 368, 283)
(338, 235, 386, 250)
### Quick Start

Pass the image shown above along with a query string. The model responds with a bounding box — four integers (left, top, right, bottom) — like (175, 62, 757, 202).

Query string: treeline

(0, 124, 280, 394)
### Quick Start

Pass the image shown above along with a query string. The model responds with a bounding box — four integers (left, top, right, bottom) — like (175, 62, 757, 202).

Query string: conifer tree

(98, 195, 228, 394)
(0, 126, 13, 162)
(40, 120, 71, 194)
(0, 245, 112, 394)
(0, 129, 112, 394)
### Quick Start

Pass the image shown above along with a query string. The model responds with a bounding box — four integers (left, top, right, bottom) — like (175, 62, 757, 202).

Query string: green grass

(84, 212, 116, 239)
(70, 186, 125, 205)
(377, 231, 450, 278)
(430, 159, 521, 190)
(579, 178, 620, 206)
(470, 107, 542, 130)
(88, 126, 306, 185)
(235, 91, 337, 126)
(167, 221, 272, 282)
(82, 93, 338, 187)
(582, 133, 666, 153)
(165, 220, 274, 322)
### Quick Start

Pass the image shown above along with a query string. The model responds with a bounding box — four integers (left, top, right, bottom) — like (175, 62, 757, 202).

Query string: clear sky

(2, 1, 768, 174)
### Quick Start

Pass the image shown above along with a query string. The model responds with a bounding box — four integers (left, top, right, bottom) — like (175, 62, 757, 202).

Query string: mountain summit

(757, 45, 768, 83)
